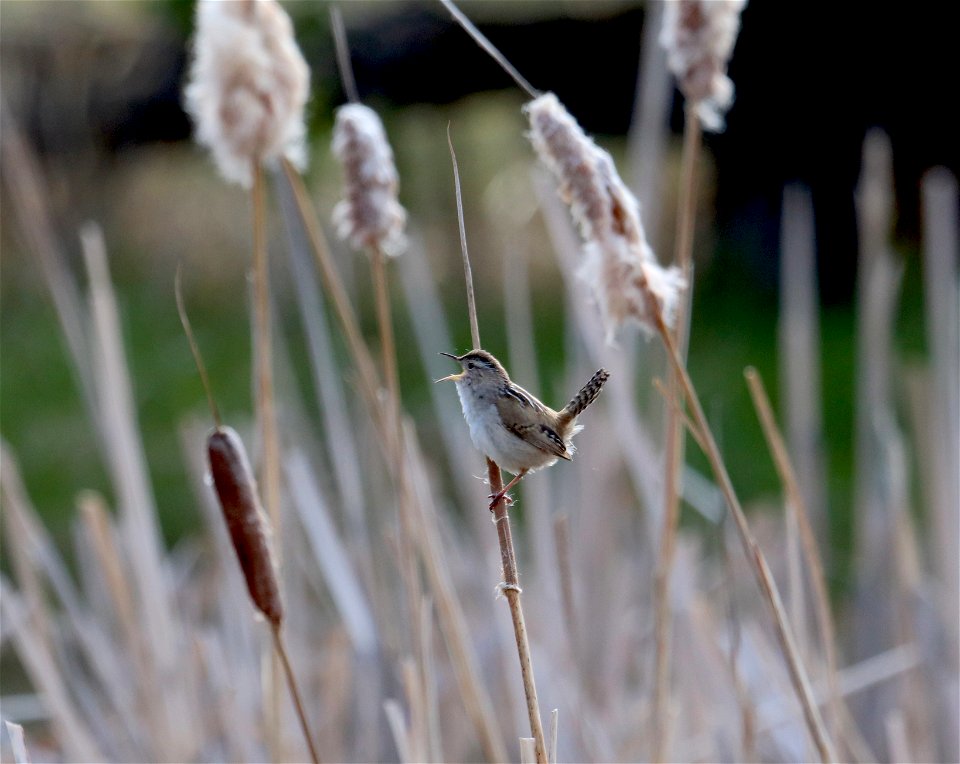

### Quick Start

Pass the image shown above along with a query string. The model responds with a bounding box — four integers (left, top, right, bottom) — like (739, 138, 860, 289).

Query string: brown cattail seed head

(332, 103, 408, 257)
(184, 0, 310, 188)
(660, 0, 746, 132)
(526, 93, 684, 342)
(207, 426, 283, 625)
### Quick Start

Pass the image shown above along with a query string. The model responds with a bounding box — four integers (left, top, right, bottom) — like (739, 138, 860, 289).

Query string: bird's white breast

(453, 379, 558, 475)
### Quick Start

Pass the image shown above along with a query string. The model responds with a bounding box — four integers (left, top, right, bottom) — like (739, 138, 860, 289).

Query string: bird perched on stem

(438, 349, 609, 507)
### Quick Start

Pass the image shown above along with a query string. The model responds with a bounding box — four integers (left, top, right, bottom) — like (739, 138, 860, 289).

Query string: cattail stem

(282, 156, 507, 759)
(652, 103, 701, 762)
(280, 159, 384, 422)
(744, 367, 844, 748)
(447, 130, 546, 760)
(272, 623, 322, 764)
(370, 240, 424, 668)
(488, 459, 548, 764)
(645, 290, 837, 763)
(371, 245, 401, 423)
(251, 162, 284, 760)
(251, 163, 283, 540)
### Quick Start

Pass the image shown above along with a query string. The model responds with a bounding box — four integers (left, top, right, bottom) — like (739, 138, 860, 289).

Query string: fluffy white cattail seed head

(660, 0, 747, 132)
(184, 0, 310, 188)
(331, 103, 407, 257)
(527, 93, 684, 342)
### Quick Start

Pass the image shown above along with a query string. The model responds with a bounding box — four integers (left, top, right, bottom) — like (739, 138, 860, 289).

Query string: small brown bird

(438, 349, 609, 506)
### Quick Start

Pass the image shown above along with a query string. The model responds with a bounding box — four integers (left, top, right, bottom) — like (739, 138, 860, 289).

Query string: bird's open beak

(436, 352, 463, 383)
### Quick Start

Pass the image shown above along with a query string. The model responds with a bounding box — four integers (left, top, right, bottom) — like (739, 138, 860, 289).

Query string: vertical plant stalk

(405, 428, 509, 763)
(272, 624, 323, 764)
(371, 254, 400, 420)
(280, 159, 383, 419)
(281, 157, 507, 761)
(645, 291, 837, 763)
(252, 164, 283, 537)
(251, 162, 284, 761)
(488, 460, 548, 764)
(179, 271, 320, 764)
(370, 239, 426, 728)
(652, 105, 701, 762)
(449, 131, 547, 763)
(744, 367, 843, 748)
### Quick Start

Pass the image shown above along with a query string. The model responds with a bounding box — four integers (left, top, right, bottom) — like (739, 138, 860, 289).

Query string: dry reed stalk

(280, 159, 385, 428)
(548, 708, 559, 764)
(178, 273, 320, 763)
(281, 154, 508, 762)
(652, 103, 702, 762)
(519, 736, 538, 764)
(654, 306, 836, 762)
(419, 597, 444, 762)
(401, 656, 429, 762)
(0, 448, 106, 762)
(273, 165, 378, 618)
(251, 210, 280, 763)
(489, 459, 548, 764)
(920, 168, 960, 634)
(284, 450, 379, 658)
(384, 699, 412, 763)
(80, 225, 186, 753)
(251, 164, 283, 549)
(183, 0, 309, 543)
(184, 4, 310, 747)
(654, 25, 746, 753)
(849, 132, 918, 756)
(743, 368, 844, 748)
(3, 721, 29, 764)
(720, 522, 757, 761)
(448, 130, 548, 764)
(528, 92, 835, 762)
(779, 185, 828, 543)
(0, 102, 98, 425)
(626, 0, 671, 245)
(328, 50, 431, 743)
(403, 423, 510, 763)
(371, 234, 426, 681)
(282, 442, 383, 760)
(76, 491, 155, 740)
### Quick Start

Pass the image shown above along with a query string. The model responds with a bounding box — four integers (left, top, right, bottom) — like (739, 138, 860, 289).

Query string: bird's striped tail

(557, 368, 610, 427)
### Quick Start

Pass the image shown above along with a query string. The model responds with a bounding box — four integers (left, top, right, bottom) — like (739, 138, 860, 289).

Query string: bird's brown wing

(495, 385, 570, 460)
(506, 421, 571, 460)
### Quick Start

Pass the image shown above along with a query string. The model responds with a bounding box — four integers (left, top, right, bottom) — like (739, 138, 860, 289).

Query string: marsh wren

(438, 349, 610, 507)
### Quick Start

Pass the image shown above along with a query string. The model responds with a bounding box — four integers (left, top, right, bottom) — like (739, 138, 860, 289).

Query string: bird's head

(436, 349, 509, 386)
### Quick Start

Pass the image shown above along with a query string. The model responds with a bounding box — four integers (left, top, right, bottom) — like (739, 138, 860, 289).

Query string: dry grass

(2, 6, 958, 764)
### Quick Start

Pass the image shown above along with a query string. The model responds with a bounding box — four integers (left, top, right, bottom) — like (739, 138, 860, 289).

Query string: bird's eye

(467, 362, 475, 370)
